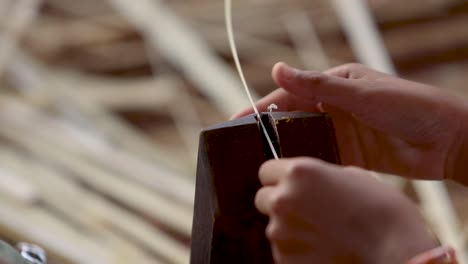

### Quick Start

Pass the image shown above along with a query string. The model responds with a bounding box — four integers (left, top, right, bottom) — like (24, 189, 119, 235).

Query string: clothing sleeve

(406, 246, 458, 264)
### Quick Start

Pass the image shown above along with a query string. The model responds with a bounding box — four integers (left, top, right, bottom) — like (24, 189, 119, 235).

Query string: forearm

(374, 203, 440, 264)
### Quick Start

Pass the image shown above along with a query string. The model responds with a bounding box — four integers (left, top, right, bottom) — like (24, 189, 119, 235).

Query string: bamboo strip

(0, 0, 41, 78)
(0, 149, 189, 263)
(0, 95, 195, 206)
(0, 125, 193, 236)
(281, 8, 330, 70)
(145, 43, 201, 166)
(7, 51, 192, 176)
(199, 25, 302, 67)
(76, 75, 179, 110)
(0, 167, 38, 204)
(0, 192, 114, 264)
(108, 0, 253, 116)
(331, 0, 395, 73)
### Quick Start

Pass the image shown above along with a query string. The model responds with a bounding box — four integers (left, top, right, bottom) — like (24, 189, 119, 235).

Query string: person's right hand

(232, 63, 468, 182)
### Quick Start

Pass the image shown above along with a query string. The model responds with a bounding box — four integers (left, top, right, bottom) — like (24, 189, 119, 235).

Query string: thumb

(272, 62, 367, 115)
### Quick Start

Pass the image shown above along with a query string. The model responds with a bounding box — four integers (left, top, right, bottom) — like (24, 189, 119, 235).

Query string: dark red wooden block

(191, 112, 340, 264)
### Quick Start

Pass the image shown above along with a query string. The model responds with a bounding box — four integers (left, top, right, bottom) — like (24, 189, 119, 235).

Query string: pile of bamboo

(0, 0, 467, 263)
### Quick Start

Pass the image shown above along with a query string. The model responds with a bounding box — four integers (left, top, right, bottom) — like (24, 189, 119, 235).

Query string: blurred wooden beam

(0, 95, 195, 205)
(0, 123, 193, 236)
(7, 50, 193, 175)
(108, 0, 253, 116)
(0, 149, 189, 264)
(0, 0, 41, 78)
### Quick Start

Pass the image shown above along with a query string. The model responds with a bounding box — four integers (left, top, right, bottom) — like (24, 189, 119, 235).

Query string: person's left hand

(255, 157, 439, 264)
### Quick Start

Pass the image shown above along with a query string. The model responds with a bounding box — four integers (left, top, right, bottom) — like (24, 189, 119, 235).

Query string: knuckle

(343, 62, 366, 71)
(298, 70, 328, 86)
(259, 159, 275, 176)
(270, 192, 291, 215)
(343, 166, 380, 180)
(284, 158, 320, 182)
(342, 165, 364, 175)
(266, 221, 286, 241)
(339, 63, 369, 79)
(254, 190, 263, 211)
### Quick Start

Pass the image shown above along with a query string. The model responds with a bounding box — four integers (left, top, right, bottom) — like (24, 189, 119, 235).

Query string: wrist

(373, 202, 440, 264)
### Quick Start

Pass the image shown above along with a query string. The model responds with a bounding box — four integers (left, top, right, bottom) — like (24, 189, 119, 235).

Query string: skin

(256, 158, 438, 264)
(233, 63, 468, 263)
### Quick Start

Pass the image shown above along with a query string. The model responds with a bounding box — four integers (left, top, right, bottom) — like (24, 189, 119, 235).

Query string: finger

(260, 158, 335, 186)
(230, 88, 320, 120)
(259, 159, 291, 185)
(255, 186, 276, 215)
(230, 89, 289, 119)
(272, 62, 368, 115)
(321, 103, 367, 167)
(324, 62, 379, 79)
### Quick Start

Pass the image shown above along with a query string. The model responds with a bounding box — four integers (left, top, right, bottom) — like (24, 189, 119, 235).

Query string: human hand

(255, 157, 439, 264)
(233, 63, 468, 182)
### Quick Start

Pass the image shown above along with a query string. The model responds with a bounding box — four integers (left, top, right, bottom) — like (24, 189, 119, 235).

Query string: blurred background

(0, 0, 467, 263)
